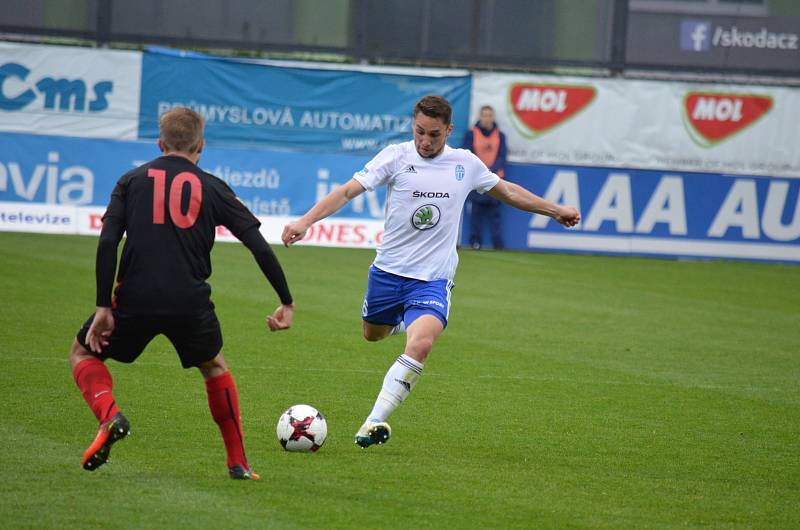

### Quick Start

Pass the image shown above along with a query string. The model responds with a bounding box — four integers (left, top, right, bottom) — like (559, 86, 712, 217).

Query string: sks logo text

(0, 62, 113, 113)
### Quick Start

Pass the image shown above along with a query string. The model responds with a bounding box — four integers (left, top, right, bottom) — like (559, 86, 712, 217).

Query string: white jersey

(354, 141, 500, 281)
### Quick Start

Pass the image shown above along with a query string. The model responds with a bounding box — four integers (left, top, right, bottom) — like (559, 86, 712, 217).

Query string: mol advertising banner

(484, 164, 799, 262)
(0, 132, 387, 247)
(139, 49, 472, 154)
(471, 72, 800, 179)
(0, 42, 142, 139)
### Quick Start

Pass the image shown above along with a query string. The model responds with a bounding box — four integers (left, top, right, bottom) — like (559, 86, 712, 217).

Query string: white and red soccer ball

(276, 404, 328, 452)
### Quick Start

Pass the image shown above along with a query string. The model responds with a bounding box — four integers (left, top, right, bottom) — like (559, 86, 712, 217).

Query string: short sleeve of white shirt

(353, 144, 400, 191)
(468, 151, 501, 194)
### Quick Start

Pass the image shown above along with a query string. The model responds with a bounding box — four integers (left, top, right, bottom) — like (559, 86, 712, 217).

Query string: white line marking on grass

(19, 356, 399, 376)
(466, 252, 546, 267)
(18, 356, 795, 401)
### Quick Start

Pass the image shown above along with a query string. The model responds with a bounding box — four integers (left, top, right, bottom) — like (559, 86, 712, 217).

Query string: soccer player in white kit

(282, 95, 580, 448)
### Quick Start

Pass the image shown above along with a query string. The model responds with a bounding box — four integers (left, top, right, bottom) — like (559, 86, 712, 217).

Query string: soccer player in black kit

(69, 107, 293, 480)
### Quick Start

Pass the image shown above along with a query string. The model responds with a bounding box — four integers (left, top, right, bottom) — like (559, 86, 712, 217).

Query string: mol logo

(508, 84, 596, 138)
(683, 92, 772, 147)
(0, 62, 113, 113)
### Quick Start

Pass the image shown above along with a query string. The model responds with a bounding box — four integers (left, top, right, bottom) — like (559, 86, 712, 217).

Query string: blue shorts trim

(361, 265, 453, 329)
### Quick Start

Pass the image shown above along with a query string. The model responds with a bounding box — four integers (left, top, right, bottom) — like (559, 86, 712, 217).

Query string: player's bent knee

(69, 338, 86, 357)
(362, 322, 389, 342)
(407, 336, 434, 357)
(69, 338, 94, 367)
(198, 352, 228, 379)
(363, 330, 383, 342)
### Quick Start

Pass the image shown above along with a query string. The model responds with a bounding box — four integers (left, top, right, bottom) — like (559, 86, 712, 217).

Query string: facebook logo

(680, 20, 711, 52)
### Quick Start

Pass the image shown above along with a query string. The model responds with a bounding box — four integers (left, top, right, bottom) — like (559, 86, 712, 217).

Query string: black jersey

(102, 155, 259, 315)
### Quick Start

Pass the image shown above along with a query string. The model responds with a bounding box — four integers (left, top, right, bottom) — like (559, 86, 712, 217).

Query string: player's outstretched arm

(282, 178, 366, 246)
(239, 227, 294, 332)
(488, 180, 580, 227)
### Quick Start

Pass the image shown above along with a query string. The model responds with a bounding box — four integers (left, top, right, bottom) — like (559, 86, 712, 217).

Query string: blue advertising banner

(138, 50, 472, 154)
(462, 163, 800, 262)
(3, 132, 798, 262)
(0, 132, 383, 220)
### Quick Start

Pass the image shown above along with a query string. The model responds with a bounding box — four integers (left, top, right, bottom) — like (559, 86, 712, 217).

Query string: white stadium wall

(1, 43, 798, 262)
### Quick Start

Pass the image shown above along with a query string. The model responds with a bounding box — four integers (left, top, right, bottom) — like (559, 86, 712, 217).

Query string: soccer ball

(276, 404, 328, 452)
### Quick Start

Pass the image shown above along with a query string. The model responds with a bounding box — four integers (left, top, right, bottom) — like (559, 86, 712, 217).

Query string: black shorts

(76, 309, 223, 369)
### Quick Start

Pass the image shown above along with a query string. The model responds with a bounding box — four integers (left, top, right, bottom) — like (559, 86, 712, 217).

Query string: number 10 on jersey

(147, 168, 203, 228)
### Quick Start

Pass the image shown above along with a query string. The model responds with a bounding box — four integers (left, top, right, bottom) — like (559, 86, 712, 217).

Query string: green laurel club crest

(411, 204, 441, 230)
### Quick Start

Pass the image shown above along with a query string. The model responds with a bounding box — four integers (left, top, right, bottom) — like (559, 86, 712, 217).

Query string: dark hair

(159, 107, 204, 153)
(413, 95, 452, 125)
(479, 105, 494, 113)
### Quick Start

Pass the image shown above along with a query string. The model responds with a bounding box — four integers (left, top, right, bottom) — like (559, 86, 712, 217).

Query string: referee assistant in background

(463, 105, 507, 250)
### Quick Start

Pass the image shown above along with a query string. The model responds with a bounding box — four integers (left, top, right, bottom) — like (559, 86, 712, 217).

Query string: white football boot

(354, 419, 391, 448)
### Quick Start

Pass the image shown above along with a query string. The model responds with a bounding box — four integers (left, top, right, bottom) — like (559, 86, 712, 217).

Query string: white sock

(367, 354, 423, 422)
(389, 321, 406, 336)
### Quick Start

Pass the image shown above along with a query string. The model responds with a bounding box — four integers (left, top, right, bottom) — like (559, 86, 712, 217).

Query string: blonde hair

(159, 107, 204, 153)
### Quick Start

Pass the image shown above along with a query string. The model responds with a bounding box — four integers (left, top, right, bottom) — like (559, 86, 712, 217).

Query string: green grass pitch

(1, 231, 798, 529)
